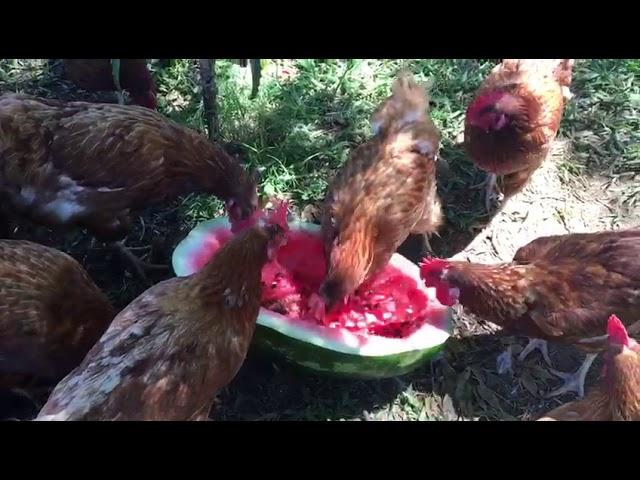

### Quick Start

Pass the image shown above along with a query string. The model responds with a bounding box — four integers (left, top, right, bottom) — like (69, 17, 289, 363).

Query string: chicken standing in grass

(36, 220, 287, 421)
(319, 71, 443, 311)
(0, 240, 115, 413)
(464, 59, 574, 212)
(420, 229, 640, 398)
(0, 93, 258, 281)
(63, 59, 157, 110)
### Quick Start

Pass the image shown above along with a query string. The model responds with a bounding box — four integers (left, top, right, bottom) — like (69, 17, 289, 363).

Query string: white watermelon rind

(172, 218, 452, 379)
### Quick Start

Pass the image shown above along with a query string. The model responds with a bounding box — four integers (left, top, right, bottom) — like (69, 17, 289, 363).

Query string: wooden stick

(198, 59, 219, 141)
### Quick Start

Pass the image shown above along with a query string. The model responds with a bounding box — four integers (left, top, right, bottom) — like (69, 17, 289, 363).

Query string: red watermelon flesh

(186, 219, 438, 339)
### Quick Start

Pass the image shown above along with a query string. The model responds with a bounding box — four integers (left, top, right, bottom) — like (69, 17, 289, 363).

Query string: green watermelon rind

(172, 218, 452, 379)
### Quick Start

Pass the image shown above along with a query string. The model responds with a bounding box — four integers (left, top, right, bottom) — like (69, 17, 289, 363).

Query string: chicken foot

(496, 345, 513, 375)
(112, 241, 168, 285)
(546, 353, 598, 399)
(497, 337, 552, 375)
(518, 338, 552, 366)
(483, 173, 504, 213)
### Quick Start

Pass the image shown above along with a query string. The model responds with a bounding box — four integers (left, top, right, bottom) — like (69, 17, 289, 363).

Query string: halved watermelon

(172, 217, 452, 379)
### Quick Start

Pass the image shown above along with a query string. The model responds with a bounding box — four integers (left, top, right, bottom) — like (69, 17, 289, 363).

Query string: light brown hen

(538, 315, 640, 421)
(464, 59, 574, 211)
(420, 229, 640, 398)
(319, 71, 442, 310)
(36, 221, 286, 421)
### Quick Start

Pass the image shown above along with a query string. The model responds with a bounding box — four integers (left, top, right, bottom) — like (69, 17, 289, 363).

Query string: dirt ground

(2, 60, 639, 421)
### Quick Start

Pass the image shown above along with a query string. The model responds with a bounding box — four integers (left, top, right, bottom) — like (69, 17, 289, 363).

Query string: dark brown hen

(63, 59, 157, 110)
(36, 222, 286, 421)
(420, 229, 640, 398)
(0, 93, 258, 277)
(464, 59, 574, 211)
(0, 240, 115, 413)
(320, 71, 442, 310)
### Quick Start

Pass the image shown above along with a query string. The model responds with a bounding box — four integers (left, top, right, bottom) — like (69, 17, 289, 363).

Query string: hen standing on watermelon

(319, 70, 443, 313)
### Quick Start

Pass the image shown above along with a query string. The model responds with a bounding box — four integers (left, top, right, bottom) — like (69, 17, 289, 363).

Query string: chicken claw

(546, 353, 598, 399)
(518, 338, 552, 366)
(496, 345, 513, 375)
(484, 173, 504, 213)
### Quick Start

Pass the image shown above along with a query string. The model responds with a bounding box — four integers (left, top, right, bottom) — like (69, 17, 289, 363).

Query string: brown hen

(464, 59, 574, 211)
(35, 221, 286, 421)
(0, 240, 115, 414)
(538, 315, 640, 421)
(0, 93, 258, 278)
(63, 59, 157, 110)
(420, 229, 640, 398)
(319, 71, 442, 309)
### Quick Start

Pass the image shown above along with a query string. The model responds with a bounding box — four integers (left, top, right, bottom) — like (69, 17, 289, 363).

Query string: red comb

(419, 257, 449, 279)
(607, 314, 630, 347)
(266, 200, 290, 232)
(466, 91, 505, 123)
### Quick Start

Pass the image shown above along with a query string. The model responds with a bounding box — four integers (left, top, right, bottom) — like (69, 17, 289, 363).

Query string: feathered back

(0, 240, 115, 382)
(371, 70, 431, 136)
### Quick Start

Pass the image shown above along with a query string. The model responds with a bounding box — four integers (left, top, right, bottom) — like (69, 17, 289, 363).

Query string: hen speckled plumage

(421, 230, 640, 397)
(538, 315, 640, 421)
(0, 93, 258, 242)
(0, 240, 115, 395)
(36, 223, 286, 421)
(464, 59, 573, 210)
(320, 71, 442, 307)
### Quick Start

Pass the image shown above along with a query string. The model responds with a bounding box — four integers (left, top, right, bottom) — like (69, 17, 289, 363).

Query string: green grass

(1, 58, 639, 421)
(161, 59, 638, 421)
(158, 59, 497, 226)
(158, 59, 639, 232)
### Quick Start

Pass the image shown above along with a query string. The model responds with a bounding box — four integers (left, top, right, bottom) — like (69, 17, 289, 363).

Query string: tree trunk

(198, 59, 219, 141)
(249, 59, 261, 99)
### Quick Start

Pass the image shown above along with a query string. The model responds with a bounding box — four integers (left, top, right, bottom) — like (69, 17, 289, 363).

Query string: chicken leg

(497, 337, 552, 375)
(112, 241, 168, 285)
(496, 345, 513, 375)
(518, 338, 552, 366)
(484, 173, 504, 213)
(110, 59, 125, 105)
(546, 353, 598, 399)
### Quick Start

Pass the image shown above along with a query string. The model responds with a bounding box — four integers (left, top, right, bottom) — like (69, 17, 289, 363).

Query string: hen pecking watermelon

(172, 209, 452, 379)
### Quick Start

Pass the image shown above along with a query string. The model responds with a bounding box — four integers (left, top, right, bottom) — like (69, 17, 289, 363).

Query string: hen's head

(226, 166, 260, 228)
(607, 315, 637, 350)
(230, 198, 290, 239)
(602, 314, 639, 382)
(419, 257, 459, 307)
(466, 91, 527, 132)
(319, 231, 373, 310)
(262, 221, 288, 261)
